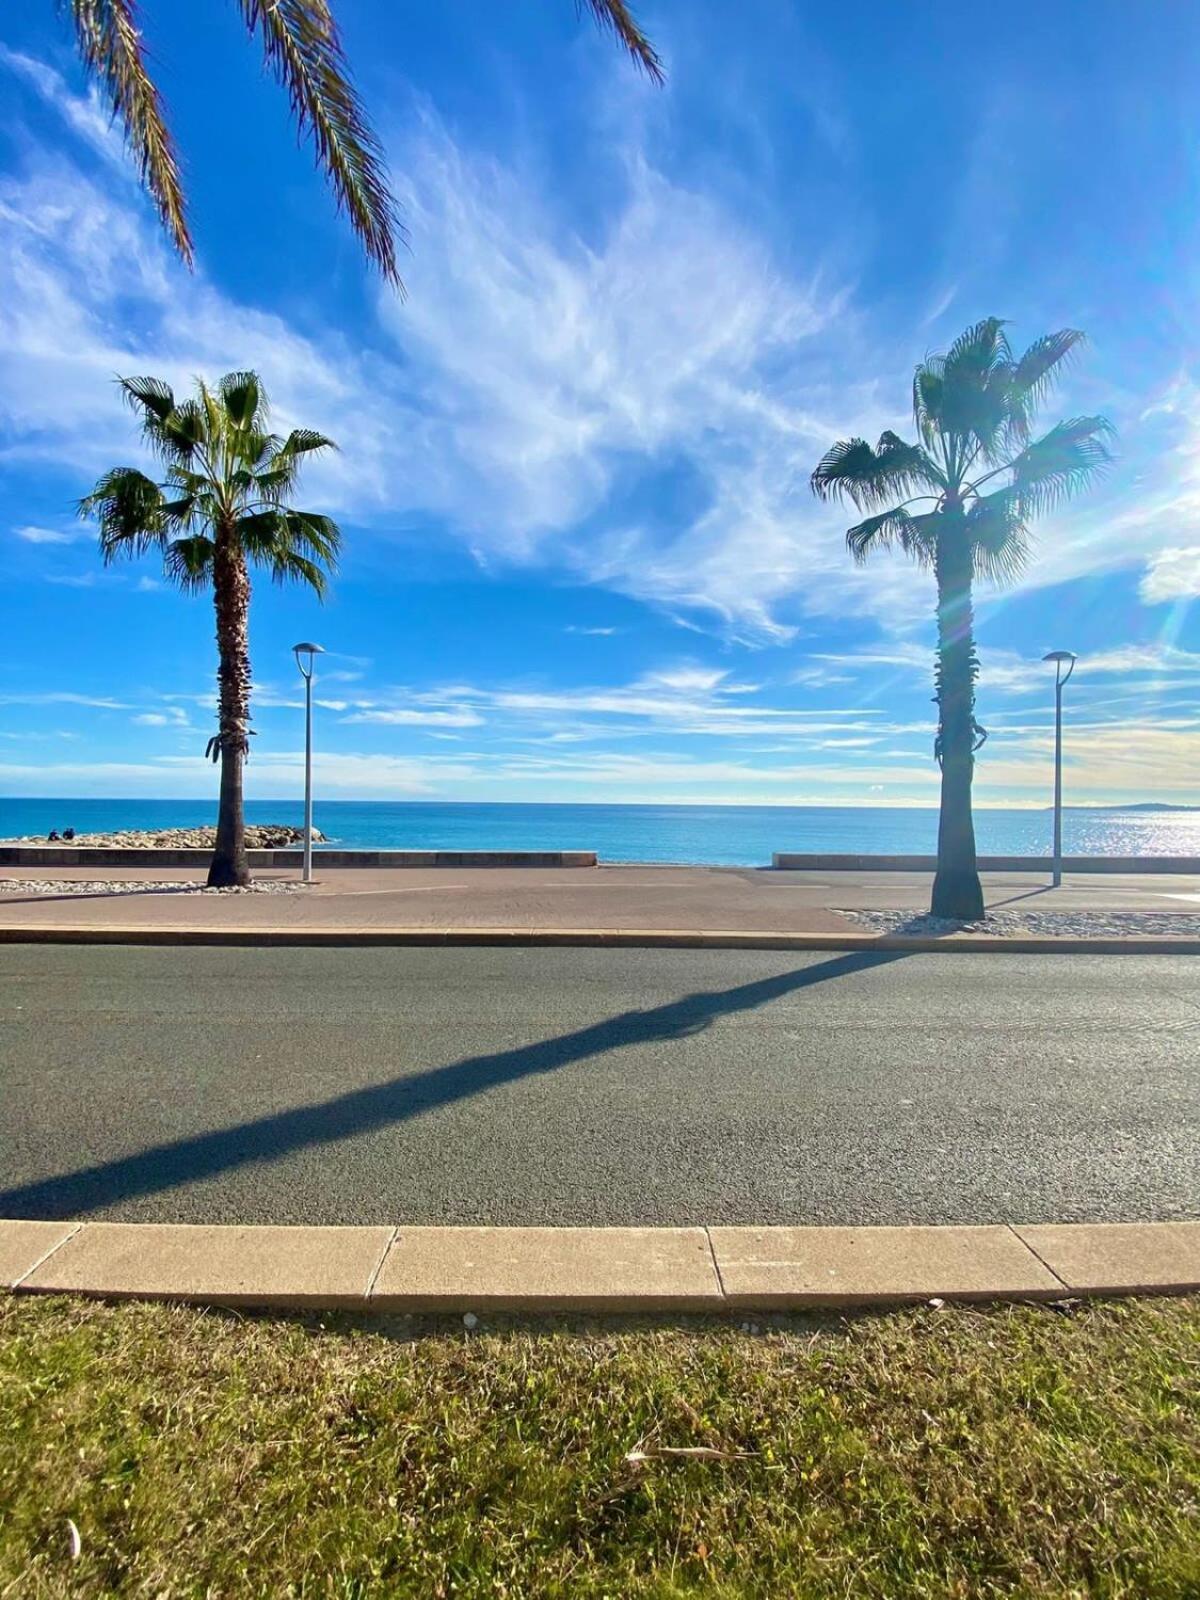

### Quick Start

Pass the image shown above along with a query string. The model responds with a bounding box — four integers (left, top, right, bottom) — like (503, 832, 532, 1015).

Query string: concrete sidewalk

(1, 863, 1197, 938)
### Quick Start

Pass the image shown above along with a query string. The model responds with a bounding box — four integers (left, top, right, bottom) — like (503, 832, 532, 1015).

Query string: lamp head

(1043, 649, 1077, 686)
(292, 641, 324, 679)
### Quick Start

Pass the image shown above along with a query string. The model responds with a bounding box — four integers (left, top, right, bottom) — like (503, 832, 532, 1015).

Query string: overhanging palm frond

(811, 431, 942, 510)
(1011, 330, 1085, 409)
(236, 508, 340, 580)
(1005, 329, 1086, 444)
(252, 429, 335, 501)
(70, 0, 192, 266)
(965, 489, 1030, 584)
(265, 548, 330, 592)
(1010, 415, 1116, 513)
(79, 467, 167, 555)
(165, 534, 216, 592)
(579, 0, 665, 81)
(846, 506, 940, 567)
(236, 0, 405, 290)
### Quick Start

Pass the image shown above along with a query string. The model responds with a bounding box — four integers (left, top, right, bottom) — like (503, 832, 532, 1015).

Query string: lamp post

(1043, 650, 1076, 888)
(293, 642, 324, 883)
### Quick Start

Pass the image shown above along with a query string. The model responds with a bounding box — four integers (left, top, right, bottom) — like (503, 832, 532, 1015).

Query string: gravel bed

(841, 908, 1200, 938)
(0, 879, 307, 898)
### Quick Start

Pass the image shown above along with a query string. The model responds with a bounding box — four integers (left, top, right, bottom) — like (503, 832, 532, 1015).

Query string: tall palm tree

(811, 318, 1114, 920)
(80, 371, 339, 888)
(64, 1, 662, 287)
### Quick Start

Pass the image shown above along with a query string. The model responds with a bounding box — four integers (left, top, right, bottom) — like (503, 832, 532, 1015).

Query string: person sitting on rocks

(62, 827, 76, 841)
(48, 830, 60, 842)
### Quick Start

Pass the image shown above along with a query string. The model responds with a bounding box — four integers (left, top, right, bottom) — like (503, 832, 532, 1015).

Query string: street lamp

(1043, 650, 1077, 888)
(293, 642, 324, 883)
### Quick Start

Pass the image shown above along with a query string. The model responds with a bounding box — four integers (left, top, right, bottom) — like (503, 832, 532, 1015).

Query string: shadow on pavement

(0, 949, 907, 1221)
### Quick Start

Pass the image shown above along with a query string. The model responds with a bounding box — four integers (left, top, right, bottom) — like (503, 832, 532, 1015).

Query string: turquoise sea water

(1, 799, 1197, 865)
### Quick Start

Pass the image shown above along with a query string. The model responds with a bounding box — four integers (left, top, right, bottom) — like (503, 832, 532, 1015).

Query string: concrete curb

(1, 924, 1198, 954)
(3, 1220, 1197, 1313)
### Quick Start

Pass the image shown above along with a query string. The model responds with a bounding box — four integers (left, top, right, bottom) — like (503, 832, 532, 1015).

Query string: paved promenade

(1, 863, 1196, 935)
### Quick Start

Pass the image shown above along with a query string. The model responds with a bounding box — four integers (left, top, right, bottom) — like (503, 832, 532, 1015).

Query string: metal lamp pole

(1043, 650, 1076, 888)
(293, 642, 324, 883)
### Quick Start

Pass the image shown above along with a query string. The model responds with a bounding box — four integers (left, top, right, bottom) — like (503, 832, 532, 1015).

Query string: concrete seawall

(772, 853, 1200, 874)
(0, 847, 598, 869)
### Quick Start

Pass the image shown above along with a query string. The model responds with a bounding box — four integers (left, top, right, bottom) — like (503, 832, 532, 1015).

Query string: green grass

(1, 1294, 1197, 1598)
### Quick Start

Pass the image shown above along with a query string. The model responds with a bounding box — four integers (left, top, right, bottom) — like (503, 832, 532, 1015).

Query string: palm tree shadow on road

(0, 949, 907, 1220)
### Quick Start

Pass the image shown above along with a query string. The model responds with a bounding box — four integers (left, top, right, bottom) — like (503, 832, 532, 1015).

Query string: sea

(1, 799, 1197, 866)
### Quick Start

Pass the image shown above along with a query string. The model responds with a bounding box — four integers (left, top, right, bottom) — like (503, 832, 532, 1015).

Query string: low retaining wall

(771, 853, 1200, 874)
(0, 847, 597, 869)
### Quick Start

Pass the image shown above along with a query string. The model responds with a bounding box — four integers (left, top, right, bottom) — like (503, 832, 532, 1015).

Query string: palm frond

(1011, 329, 1085, 410)
(912, 363, 944, 448)
(265, 549, 329, 594)
(278, 427, 336, 456)
(217, 370, 269, 434)
(79, 466, 167, 557)
(942, 317, 1013, 382)
(578, 0, 664, 81)
(164, 534, 216, 593)
(236, 0, 405, 289)
(70, 0, 192, 265)
(965, 489, 1030, 585)
(933, 319, 1015, 461)
(119, 375, 175, 423)
(1004, 329, 1085, 443)
(237, 508, 341, 570)
(811, 432, 942, 510)
(846, 506, 939, 568)
(1009, 415, 1116, 514)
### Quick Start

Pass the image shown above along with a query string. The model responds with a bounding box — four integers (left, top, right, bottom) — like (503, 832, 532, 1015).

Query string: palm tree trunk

(930, 530, 985, 920)
(208, 523, 252, 889)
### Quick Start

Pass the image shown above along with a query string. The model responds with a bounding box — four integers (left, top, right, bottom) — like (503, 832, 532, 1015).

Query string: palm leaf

(165, 534, 216, 593)
(811, 432, 942, 510)
(217, 370, 269, 433)
(846, 506, 940, 568)
(236, 0, 405, 289)
(579, 0, 664, 81)
(1005, 329, 1086, 442)
(70, 0, 192, 265)
(1010, 416, 1116, 513)
(79, 466, 167, 556)
(265, 549, 329, 593)
(965, 489, 1029, 585)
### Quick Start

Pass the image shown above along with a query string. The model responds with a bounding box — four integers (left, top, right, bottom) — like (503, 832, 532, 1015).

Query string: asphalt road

(1, 945, 1197, 1228)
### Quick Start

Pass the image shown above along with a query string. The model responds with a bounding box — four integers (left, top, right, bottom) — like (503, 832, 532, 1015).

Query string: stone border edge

(2, 1220, 1197, 1314)
(1, 925, 1198, 954)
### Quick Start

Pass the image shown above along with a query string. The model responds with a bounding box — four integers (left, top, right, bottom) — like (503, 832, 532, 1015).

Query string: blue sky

(1, 0, 1198, 807)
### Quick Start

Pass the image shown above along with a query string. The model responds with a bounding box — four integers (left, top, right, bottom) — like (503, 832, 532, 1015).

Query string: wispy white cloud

(13, 523, 87, 545)
(341, 707, 484, 728)
(132, 706, 189, 728)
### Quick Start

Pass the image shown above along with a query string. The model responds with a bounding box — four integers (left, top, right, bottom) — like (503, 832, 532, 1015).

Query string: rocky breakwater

(3, 825, 327, 849)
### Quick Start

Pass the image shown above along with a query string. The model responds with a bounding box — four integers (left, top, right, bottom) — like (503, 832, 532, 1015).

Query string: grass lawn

(1, 1294, 1197, 1598)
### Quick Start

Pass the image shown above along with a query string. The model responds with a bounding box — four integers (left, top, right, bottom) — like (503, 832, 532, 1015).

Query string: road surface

(1, 945, 1196, 1227)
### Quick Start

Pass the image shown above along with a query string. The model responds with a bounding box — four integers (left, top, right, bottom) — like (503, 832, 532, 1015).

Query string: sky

(0, 0, 1198, 809)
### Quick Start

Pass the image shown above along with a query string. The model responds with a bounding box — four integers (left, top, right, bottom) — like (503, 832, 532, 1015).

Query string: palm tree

(63, 1, 662, 287)
(811, 319, 1114, 920)
(80, 371, 339, 887)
